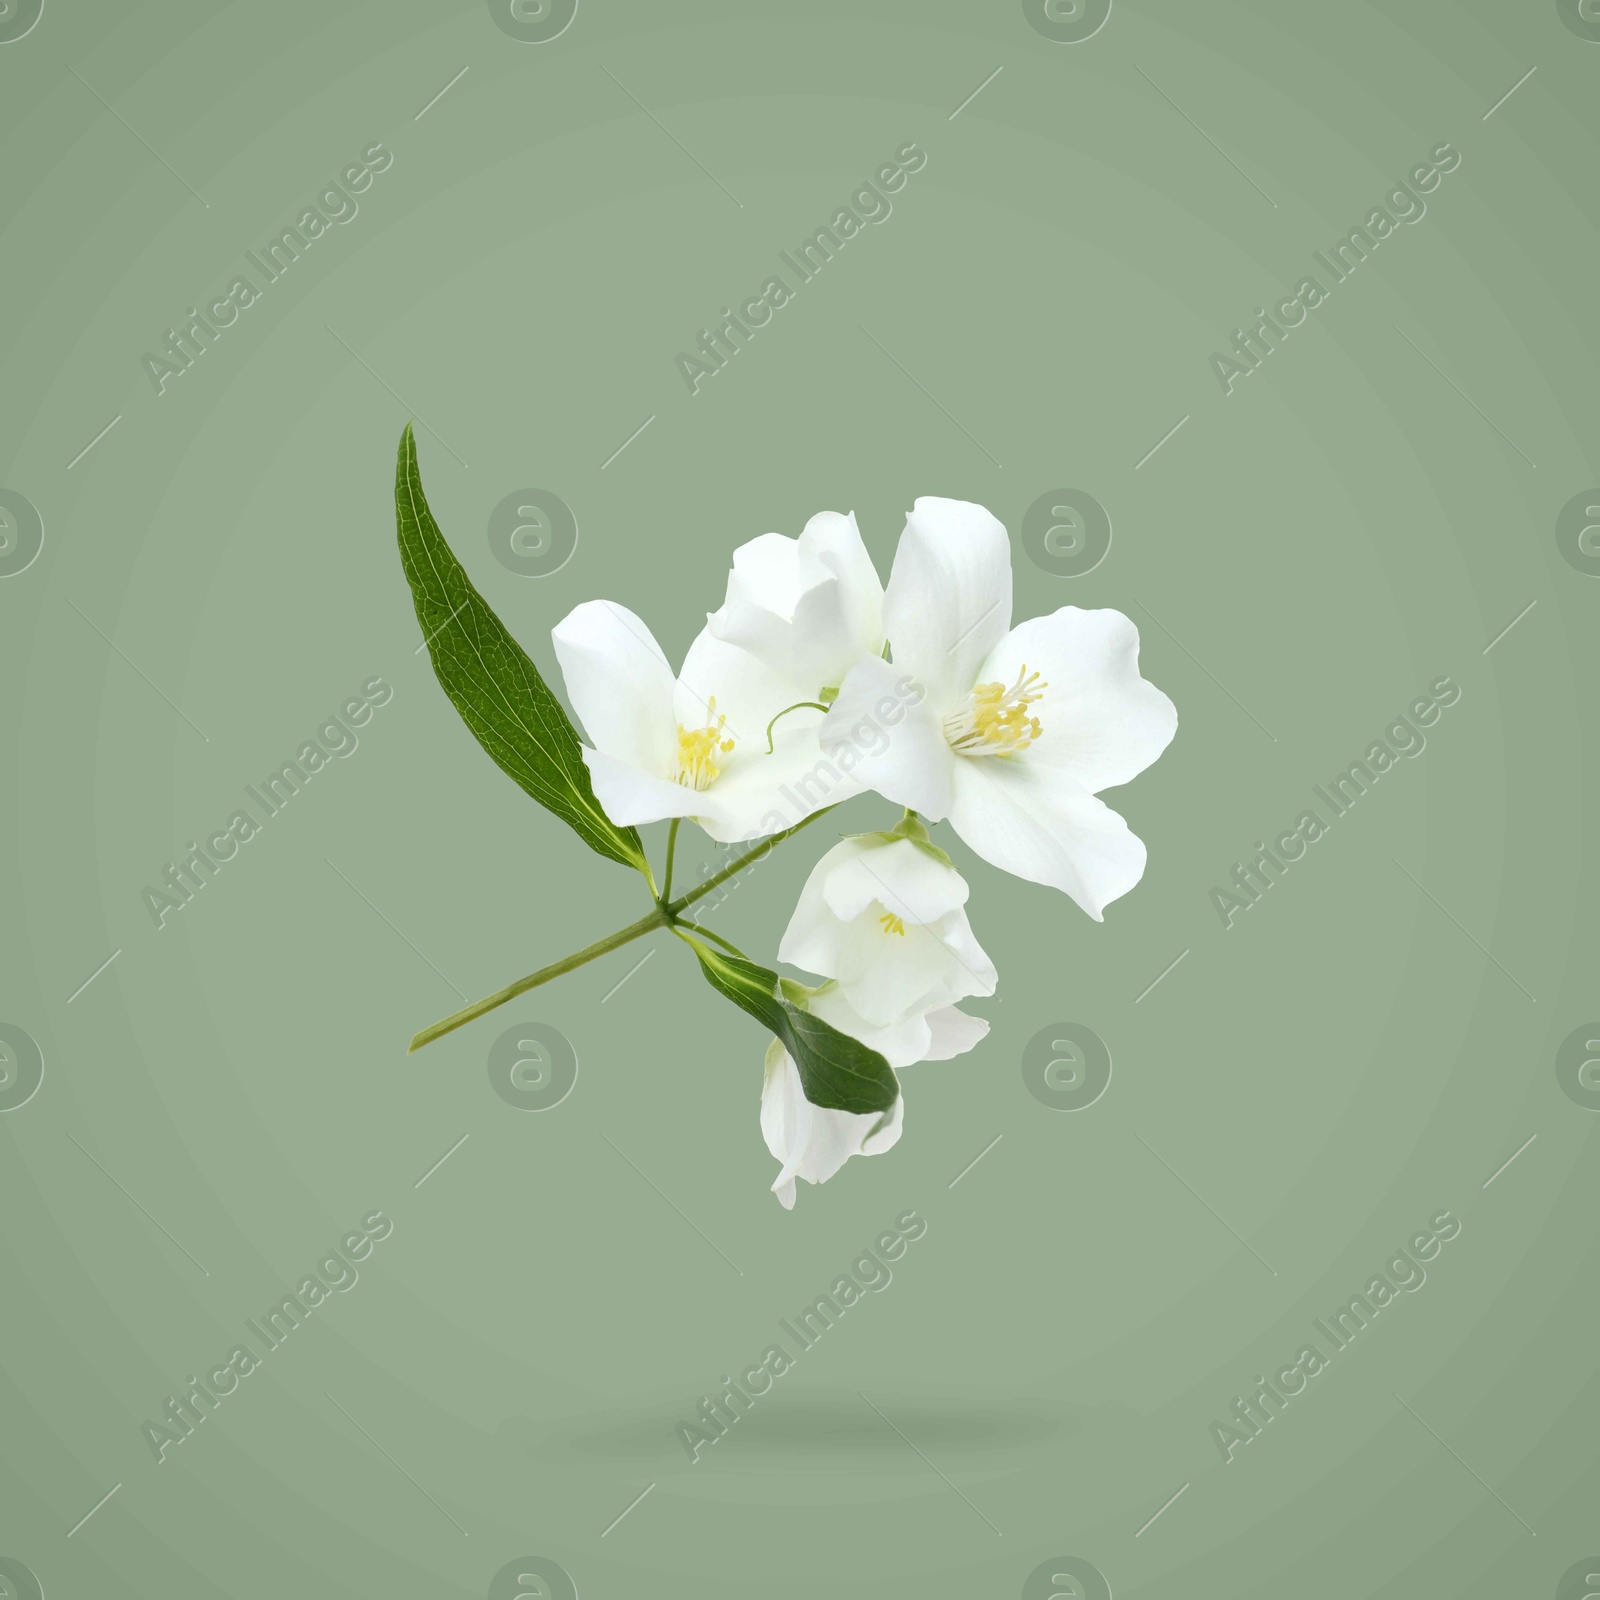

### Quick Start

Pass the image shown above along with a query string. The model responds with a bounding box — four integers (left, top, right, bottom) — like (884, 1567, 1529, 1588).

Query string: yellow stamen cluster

(943, 665, 1046, 757)
(674, 697, 735, 791)
(878, 911, 907, 937)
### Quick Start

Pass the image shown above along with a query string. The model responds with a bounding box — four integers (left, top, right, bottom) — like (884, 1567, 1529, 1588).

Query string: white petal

(551, 601, 676, 774)
(981, 607, 1176, 794)
(807, 985, 932, 1069)
(883, 497, 1013, 709)
(827, 909, 897, 989)
(760, 1040, 813, 1195)
(708, 533, 804, 674)
(799, 510, 885, 668)
(723, 531, 803, 619)
(823, 655, 957, 818)
(708, 512, 884, 700)
(674, 626, 811, 757)
(776, 842, 849, 977)
(821, 837, 968, 923)
(759, 1041, 903, 1207)
(791, 1093, 903, 1184)
(922, 911, 1000, 1004)
(581, 746, 705, 828)
(947, 754, 1148, 920)
(922, 1006, 990, 1060)
(694, 721, 865, 842)
(786, 578, 859, 700)
(835, 912, 993, 1027)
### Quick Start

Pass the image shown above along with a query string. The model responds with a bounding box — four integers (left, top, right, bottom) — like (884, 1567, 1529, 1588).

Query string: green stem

(408, 804, 838, 1053)
(407, 905, 669, 1053)
(666, 805, 837, 915)
(677, 921, 750, 959)
(660, 817, 680, 904)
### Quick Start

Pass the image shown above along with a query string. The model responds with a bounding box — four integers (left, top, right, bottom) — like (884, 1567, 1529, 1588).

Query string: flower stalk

(407, 906, 670, 1053)
(406, 805, 838, 1054)
(664, 806, 835, 917)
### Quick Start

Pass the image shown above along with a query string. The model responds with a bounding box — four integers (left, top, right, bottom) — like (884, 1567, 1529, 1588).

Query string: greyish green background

(1, 1, 1596, 1595)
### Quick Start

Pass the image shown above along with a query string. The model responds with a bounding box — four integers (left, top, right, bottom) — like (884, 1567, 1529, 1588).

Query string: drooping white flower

(707, 511, 885, 704)
(758, 855, 991, 1211)
(760, 1038, 903, 1211)
(552, 600, 861, 843)
(826, 497, 1177, 919)
(779, 831, 996, 1027)
(757, 988, 988, 1209)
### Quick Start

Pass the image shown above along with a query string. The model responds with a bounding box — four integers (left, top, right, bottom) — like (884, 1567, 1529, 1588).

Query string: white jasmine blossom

(779, 831, 996, 1026)
(827, 497, 1177, 918)
(552, 600, 862, 843)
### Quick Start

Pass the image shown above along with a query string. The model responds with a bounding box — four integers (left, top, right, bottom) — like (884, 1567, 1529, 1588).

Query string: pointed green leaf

(394, 425, 649, 876)
(684, 938, 899, 1116)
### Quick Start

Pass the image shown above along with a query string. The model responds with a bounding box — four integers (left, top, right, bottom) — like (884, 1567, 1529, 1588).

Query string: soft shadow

(511, 1388, 1111, 1474)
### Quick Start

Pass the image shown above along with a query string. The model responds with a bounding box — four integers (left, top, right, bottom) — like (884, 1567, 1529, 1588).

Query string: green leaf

(394, 425, 649, 877)
(683, 937, 899, 1116)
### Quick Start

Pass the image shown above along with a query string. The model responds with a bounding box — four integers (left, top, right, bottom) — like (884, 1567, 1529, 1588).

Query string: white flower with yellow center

(826, 497, 1177, 919)
(552, 600, 862, 843)
(759, 827, 993, 1209)
(779, 831, 996, 1028)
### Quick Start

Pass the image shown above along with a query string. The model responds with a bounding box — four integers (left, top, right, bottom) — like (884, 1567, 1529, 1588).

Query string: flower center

(878, 911, 907, 937)
(674, 697, 735, 790)
(943, 665, 1046, 757)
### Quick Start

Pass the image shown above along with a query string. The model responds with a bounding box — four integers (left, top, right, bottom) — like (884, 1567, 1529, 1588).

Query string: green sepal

(840, 810, 955, 868)
(683, 937, 899, 1116)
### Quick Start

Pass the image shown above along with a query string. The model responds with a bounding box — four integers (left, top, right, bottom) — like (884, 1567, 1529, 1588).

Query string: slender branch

(409, 804, 838, 1053)
(407, 906, 669, 1052)
(667, 806, 837, 915)
(660, 817, 681, 904)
